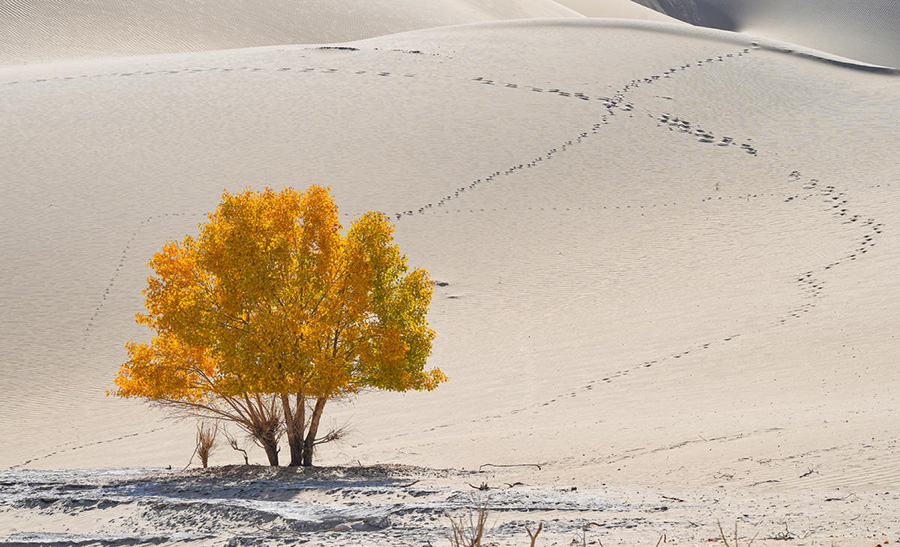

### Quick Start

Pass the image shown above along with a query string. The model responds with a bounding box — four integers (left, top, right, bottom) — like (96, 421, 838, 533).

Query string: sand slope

(556, 0, 681, 22)
(1, 15, 900, 544)
(632, 0, 900, 67)
(0, 0, 581, 66)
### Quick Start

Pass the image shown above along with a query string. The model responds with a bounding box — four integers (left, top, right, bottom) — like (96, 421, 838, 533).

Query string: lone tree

(111, 185, 446, 466)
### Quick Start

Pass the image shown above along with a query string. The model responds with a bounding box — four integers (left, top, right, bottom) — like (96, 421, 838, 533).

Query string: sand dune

(556, 0, 681, 22)
(2, 11, 900, 546)
(632, 0, 900, 67)
(0, 0, 580, 65)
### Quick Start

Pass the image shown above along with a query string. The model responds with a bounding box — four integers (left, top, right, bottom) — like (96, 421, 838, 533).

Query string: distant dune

(555, 0, 681, 22)
(631, 0, 900, 67)
(0, 0, 580, 65)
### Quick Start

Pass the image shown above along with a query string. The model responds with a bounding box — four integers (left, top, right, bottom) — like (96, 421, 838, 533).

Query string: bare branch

(223, 429, 249, 465)
(526, 523, 543, 547)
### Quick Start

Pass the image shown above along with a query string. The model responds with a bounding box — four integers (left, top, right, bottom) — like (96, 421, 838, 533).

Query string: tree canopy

(111, 185, 446, 466)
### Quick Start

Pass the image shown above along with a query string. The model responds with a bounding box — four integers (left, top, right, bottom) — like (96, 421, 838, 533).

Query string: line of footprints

(11, 427, 168, 469)
(510, 334, 745, 415)
(392, 47, 757, 218)
(398, 191, 839, 217)
(656, 113, 758, 155)
(525, 169, 883, 412)
(86, 47, 761, 343)
(82, 212, 200, 345)
(72, 46, 886, 440)
(777, 170, 883, 325)
(6, 42, 758, 222)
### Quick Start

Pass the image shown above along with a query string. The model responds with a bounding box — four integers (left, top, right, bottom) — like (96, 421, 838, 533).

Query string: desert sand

(2, 1, 900, 545)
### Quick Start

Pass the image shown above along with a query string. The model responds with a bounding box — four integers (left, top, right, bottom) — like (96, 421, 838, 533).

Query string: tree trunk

(301, 397, 328, 467)
(282, 393, 306, 467)
(260, 434, 280, 466)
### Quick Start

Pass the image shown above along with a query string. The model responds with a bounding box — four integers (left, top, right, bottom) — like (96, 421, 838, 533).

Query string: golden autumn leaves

(111, 185, 446, 466)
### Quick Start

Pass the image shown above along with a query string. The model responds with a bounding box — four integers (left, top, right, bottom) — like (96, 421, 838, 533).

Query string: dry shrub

(718, 520, 759, 547)
(196, 421, 218, 468)
(447, 504, 489, 547)
(447, 502, 545, 547)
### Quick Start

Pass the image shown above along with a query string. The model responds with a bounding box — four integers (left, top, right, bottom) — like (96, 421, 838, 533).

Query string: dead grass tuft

(447, 503, 489, 547)
(718, 520, 759, 547)
(196, 421, 218, 468)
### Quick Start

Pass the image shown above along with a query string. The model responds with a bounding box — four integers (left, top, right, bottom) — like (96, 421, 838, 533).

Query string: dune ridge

(554, 0, 681, 22)
(631, 0, 900, 67)
(0, 0, 581, 66)
(353, 18, 900, 74)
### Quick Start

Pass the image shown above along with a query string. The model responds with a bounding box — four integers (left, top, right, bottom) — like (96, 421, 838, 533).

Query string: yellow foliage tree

(111, 186, 446, 466)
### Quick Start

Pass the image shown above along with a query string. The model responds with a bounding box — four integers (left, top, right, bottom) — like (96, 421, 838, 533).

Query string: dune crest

(632, 0, 900, 67)
(0, 0, 580, 66)
(555, 0, 681, 22)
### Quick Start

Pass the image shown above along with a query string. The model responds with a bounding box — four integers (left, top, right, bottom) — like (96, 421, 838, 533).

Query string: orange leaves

(112, 184, 445, 418)
(112, 336, 217, 402)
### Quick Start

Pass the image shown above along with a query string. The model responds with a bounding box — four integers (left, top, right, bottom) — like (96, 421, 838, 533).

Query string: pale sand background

(2, 1, 900, 544)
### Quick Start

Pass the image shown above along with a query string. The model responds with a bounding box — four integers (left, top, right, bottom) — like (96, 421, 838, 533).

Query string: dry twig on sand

(223, 429, 249, 465)
(717, 520, 759, 547)
(447, 505, 489, 547)
(526, 523, 543, 547)
(578, 522, 604, 547)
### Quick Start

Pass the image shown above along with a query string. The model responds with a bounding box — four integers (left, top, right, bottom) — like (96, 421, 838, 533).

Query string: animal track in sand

(69, 45, 882, 427)
(74, 47, 778, 418)
(775, 173, 884, 325)
(591, 425, 786, 467)
(655, 113, 757, 155)
(398, 191, 821, 219)
(511, 335, 743, 416)
(10, 426, 168, 469)
(517, 172, 883, 413)
(82, 211, 202, 347)
(392, 47, 757, 218)
(416, 47, 884, 419)
(4, 45, 755, 224)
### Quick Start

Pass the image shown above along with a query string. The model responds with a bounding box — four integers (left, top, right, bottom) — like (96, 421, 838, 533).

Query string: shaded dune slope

(632, 0, 900, 68)
(555, 0, 681, 22)
(0, 20, 899, 503)
(0, 0, 580, 66)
